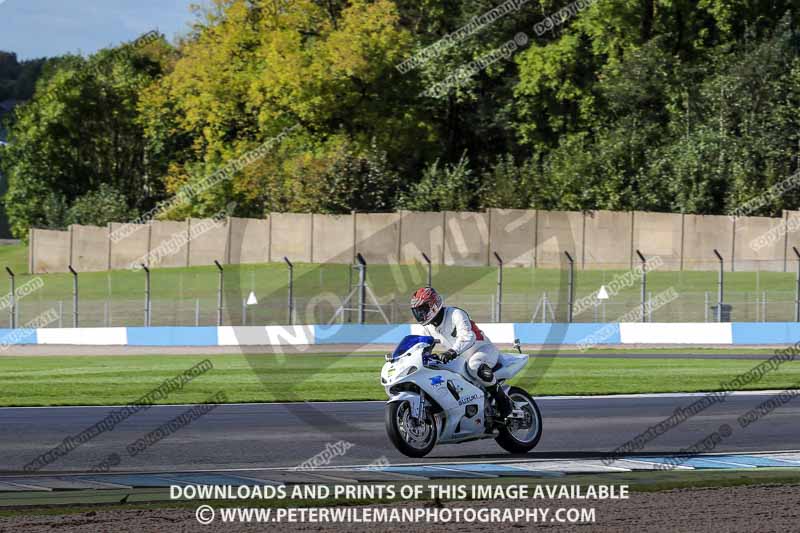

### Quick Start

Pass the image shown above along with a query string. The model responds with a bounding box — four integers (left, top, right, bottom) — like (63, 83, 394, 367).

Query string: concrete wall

(356, 213, 400, 264)
(31, 229, 70, 273)
(444, 211, 489, 266)
(535, 211, 582, 268)
(399, 211, 445, 265)
(583, 210, 632, 270)
(312, 214, 354, 264)
(29, 209, 799, 274)
(784, 210, 800, 272)
(70, 225, 109, 272)
(228, 217, 269, 264)
(270, 213, 312, 262)
(109, 223, 149, 270)
(488, 209, 536, 267)
(682, 214, 734, 271)
(148, 220, 189, 268)
(631, 212, 683, 270)
(188, 217, 228, 266)
(734, 215, 785, 272)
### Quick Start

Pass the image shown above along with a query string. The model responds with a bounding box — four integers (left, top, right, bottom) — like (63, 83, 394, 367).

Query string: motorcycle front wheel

(385, 400, 437, 458)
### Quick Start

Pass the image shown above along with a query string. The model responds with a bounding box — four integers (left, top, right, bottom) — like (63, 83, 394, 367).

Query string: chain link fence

(5, 259, 800, 327)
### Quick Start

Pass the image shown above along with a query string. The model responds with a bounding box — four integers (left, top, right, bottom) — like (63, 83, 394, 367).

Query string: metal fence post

(68, 265, 78, 328)
(636, 250, 647, 322)
(793, 247, 800, 322)
(421, 252, 432, 287)
(494, 252, 503, 323)
(5, 267, 14, 329)
(141, 264, 151, 327)
(214, 260, 223, 326)
(356, 253, 367, 324)
(564, 251, 574, 323)
(284, 257, 294, 325)
(713, 249, 724, 322)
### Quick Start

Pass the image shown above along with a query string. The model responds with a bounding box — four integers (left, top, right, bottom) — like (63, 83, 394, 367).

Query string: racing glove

(439, 349, 458, 363)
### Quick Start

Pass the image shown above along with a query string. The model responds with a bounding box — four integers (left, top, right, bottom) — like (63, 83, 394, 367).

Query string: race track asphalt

(1, 391, 798, 475)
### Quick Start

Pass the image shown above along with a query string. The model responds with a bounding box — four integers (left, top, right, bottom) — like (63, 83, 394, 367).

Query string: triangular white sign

(246, 291, 258, 305)
(596, 285, 610, 300)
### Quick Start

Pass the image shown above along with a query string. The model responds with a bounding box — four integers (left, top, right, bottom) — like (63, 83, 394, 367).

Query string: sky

(0, 0, 212, 60)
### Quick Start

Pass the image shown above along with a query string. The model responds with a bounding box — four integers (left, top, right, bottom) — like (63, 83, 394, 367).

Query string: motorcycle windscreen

(390, 335, 434, 360)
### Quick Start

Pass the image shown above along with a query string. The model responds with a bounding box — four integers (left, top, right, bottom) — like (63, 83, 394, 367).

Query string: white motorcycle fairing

(381, 336, 528, 445)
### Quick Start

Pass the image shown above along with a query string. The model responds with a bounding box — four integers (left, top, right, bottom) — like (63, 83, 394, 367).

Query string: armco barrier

(618, 323, 732, 345)
(127, 327, 217, 346)
(1, 323, 798, 347)
(0, 322, 800, 347)
(730, 323, 800, 345)
(516, 323, 621, 345)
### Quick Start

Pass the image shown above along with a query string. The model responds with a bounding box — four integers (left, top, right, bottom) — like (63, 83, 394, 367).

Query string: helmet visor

(411, 303, 430, 323)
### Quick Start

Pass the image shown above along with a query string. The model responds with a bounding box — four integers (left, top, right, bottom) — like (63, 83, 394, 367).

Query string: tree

(398, 151, 476, 211)
(1, 37, 170, 237)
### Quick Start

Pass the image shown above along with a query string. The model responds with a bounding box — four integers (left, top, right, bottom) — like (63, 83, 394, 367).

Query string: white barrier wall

(7, 322, 795, 346)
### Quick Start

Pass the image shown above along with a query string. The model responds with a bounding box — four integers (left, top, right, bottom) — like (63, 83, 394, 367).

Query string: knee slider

(477, 364, 494, 383)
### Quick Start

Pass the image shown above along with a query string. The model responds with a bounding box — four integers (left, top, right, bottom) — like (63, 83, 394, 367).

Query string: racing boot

(487, 384, 514, 419)
(477, 363, 514, 420)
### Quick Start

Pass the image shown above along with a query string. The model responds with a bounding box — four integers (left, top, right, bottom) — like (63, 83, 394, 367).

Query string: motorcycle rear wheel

(495, 386, 543, 454)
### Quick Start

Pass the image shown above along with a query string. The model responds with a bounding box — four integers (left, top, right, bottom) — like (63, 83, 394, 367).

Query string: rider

(410, 286, 513, 419)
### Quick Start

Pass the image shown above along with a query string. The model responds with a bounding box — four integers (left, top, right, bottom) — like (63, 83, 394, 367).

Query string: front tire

(495, 386, 543, 454)
(385, 400, 437, 458)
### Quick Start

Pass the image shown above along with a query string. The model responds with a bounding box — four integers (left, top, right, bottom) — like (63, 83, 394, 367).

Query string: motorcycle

(381, 334, 542, 458)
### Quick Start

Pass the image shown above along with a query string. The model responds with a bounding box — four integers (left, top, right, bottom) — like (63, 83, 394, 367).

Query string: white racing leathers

(422, 307, 500, 386)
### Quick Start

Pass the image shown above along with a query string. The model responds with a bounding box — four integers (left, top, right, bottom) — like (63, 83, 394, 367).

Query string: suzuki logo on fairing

(458, 393, 479, 406)
(430, 376, 444, 386)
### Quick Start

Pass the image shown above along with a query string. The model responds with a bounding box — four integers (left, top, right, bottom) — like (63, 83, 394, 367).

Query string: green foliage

(1, 36, 170, 237)
(398, 151, 476, 211)
(2, 1, 800, 234)
(66, 183, 136, 227)
(0, 51, 45, 101)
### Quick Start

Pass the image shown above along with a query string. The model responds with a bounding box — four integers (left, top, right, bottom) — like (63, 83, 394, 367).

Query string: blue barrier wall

(731, 323, 800, 345)
(515, 323, 620, 345)
(315, 324, 412, 345)
(127, 327, 218, 346)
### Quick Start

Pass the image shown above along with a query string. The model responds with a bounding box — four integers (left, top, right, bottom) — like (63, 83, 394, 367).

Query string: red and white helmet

(410, 287, 443, 325)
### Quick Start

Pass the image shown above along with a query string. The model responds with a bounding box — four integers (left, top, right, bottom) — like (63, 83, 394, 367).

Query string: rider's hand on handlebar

(439, 349, 458, 363)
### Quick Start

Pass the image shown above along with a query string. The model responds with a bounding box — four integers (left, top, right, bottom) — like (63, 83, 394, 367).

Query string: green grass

(0, 243, 27, 275)
(1, 353, 798, 406)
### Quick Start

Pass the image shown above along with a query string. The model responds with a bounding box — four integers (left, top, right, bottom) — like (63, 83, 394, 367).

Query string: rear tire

(495, 386, 543, 454)
(385, 400, 437, 458)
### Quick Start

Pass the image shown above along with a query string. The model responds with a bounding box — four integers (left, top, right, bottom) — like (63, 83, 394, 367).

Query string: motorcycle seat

(492, 352, 527, 371)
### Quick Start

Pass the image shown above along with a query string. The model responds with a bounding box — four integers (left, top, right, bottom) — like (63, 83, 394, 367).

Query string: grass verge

(0, 353, 798, 406)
